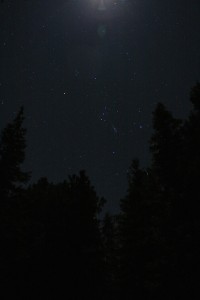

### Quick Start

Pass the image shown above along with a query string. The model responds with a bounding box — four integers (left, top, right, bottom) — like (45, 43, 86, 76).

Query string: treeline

(0, 83, 200, 299)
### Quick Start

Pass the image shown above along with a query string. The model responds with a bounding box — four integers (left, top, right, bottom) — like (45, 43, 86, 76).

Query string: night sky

(1, 0, 200, 212)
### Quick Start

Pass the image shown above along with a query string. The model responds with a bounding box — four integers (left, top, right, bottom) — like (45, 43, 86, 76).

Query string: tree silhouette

(63, 171, 107, 299)
(118, 160, 166, 299)
(22, 171, 107, 299)
(149, 83, 200, 297)
(178, 82, 200, 297)
(150, 102, 183, 192)
(0, 107, 30, 200)
(0, 107, 30, 298)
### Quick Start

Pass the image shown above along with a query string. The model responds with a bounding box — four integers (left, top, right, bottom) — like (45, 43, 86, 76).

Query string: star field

(0, 0, 200, 212)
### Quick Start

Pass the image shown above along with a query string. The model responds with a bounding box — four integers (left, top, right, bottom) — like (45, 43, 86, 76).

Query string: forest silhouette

(0, 83, 200, 299)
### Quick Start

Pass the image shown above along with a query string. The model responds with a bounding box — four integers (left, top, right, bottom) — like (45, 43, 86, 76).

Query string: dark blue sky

(0, 0, 200, 212)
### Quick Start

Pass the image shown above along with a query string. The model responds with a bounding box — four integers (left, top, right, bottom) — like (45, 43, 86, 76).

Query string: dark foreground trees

(0, 108, 30, 297)
(0, 107, 30, 199)
(0, 82, 200, 299)
(23, 173, 107, 300)
(118, 82, 200, 299)
(118, 161, 166, 299)
(0, 109, 107, 299)
(149, 83, 200, 298)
